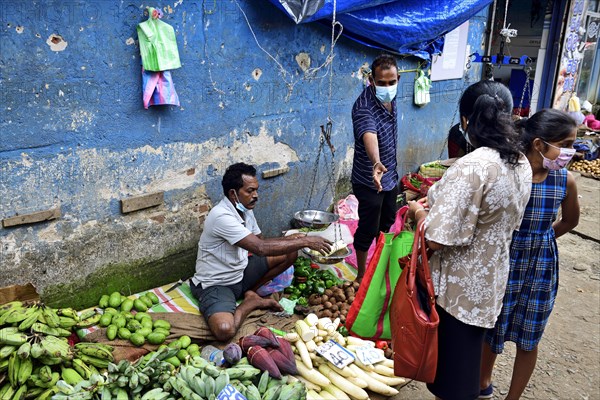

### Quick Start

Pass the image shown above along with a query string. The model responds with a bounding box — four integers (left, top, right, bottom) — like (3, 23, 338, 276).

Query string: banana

(56, 380, 76, 394)
(114, 388, 128, 400)
(61, 366, 84, 385)
(8, 352, 20, 386)
(37, 356, 63, 366)
(16, 342, 31, 359)
(258, 369, 270, 395)
(190, 375, 206, 398)
(0, 344, 16, 359)
(0, 327, 19, 335)
(245, 384, 261, 400)
(37, 387, 60, 400)
(11, 384, 27, 400)
(17, 307, 41, 331)
(0, 301, 23, 316)
(0, 358, 8, 373)
(75, 313, 102, 329)
(0, 332, 28, 346)
(58, 316, 79, 329)
(41, 306, 61, 328)
(100, 385, 113, 400)
(2, 306, 33, 324)
(40, 336, 71, 359)
(75, 353, 110, 369)
(214, 371, 229, 396)
(141, 387, 170, 400)
(72, 358, 93, 379)
(25, 385, 46, 398)
(57, 308, 80, 321)
(77, 309, 97, 320)
(17, 356, 33, 386)
(75, 343, 114, 362)
(31, 322, 71, 337)
(0, 382, 14, 398)
(128, 371, 139, 390)
(30, 342, 45, 359)
(39, 365, 53, 382)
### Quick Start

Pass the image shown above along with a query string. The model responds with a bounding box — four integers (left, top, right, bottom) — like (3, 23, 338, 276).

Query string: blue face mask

(375, 84, 397, 103)
(234, 191, 250, 213)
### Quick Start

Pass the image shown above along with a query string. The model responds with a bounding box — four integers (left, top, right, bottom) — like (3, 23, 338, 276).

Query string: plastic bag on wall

(137, 7, 181, 72)
(414, 70, 431, 107)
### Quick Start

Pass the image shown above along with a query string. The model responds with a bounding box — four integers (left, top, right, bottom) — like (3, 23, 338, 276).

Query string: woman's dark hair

(371, 54, 398, 79)
(222, 162, 256, 196)
(459, 80, 521, 166)
(516, 108, 577, 153)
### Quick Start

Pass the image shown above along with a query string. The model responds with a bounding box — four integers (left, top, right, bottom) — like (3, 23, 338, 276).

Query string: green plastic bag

(414, 69, 431, 107)
(137, 7, 181, 72)
(346, 207, 414, 340)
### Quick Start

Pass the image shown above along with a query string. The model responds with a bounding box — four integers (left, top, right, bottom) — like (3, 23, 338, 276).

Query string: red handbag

(390, 219, 439, 383)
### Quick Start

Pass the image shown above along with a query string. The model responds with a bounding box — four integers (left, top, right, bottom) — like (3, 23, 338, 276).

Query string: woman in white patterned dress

(408, 81, 532, 400)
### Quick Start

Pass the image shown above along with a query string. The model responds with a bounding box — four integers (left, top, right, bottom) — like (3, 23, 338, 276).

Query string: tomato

(375, 340, 389, 350)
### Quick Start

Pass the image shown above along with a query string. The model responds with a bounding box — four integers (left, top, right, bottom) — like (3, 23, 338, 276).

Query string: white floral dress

(424, 147, 532, 328)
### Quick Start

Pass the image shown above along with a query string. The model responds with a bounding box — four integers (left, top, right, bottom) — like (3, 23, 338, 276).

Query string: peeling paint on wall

(295, 52, 311, 71)
(252, 68, 262, 80)
(46, 34, 68, 51)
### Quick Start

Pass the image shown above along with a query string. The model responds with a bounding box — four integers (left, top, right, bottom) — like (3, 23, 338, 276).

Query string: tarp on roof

(267, 0, 493, 60)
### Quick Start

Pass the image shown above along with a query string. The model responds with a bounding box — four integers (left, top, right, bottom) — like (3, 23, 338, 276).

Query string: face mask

(233, 191, 250, 213)
(539, 141, 576, 170)
(459, 123, 473, 146)
(375, 84, 397, 103)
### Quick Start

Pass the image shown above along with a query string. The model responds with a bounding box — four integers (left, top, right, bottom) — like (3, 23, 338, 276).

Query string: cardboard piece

(0, 283, 40, 304)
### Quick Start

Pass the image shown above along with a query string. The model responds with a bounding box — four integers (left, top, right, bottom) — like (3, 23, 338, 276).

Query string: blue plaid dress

(486, 169, 567, 352)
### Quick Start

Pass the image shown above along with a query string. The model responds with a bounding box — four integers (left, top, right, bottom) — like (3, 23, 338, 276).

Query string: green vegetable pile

(284, 257, 342, 305)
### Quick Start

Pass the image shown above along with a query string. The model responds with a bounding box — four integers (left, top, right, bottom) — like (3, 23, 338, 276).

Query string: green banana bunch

(25, 385, 46, 398)
(39, 335, 72, 360)
(31, 322, 72, 337)
(57, 307, 80, 321)
(214, 370, 230, 396)
(169, 376, 203, 400)
(18, 305, 41, 331)
(245, 383, 261, 400)
(75, 353, 110, 369)
(72, 358, 94, 379)
(39, 365, 53, 382)
(0, 300, 23, 316)
(58, 316, 80, 329)
(30, 342, 45, 358)
(0, 304, 32, 325)
(17, 355, 33, 386)
(0, 329, 28, 346)
(75, 313, 102, 329)
(41, 305, 62, 328)
(74, 342, 114, 362)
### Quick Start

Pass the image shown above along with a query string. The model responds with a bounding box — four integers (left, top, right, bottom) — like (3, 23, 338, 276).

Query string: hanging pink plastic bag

(256, 266, 294, 296)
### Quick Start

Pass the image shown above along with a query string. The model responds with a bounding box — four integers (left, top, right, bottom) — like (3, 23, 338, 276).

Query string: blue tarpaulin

(267, 0, 493, 60)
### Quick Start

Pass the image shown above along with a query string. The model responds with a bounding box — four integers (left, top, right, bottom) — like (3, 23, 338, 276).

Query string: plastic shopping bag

(137, 7, 181, 72)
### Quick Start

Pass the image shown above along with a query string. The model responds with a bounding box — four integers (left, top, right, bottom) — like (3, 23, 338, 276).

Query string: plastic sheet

(268, 0, 493, 60)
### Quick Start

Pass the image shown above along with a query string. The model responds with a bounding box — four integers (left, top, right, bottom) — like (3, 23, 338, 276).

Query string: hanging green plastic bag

(137, 7, 181, 72)
(414, 69, 431, 107)
(346, 207, 414, 340)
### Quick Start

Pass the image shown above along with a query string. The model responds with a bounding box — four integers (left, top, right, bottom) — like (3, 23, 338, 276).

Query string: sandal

(478, 384, 494, 399)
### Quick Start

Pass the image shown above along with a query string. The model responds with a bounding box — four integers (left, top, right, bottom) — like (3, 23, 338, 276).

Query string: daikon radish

(295, 360, 331, 387)
(294, 340, 312, 369)
(318, 364, 369, 400)
(348, 364, 399, 396)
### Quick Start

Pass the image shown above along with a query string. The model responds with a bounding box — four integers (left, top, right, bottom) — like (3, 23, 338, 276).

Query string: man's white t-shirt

(192, 197, 261, 288)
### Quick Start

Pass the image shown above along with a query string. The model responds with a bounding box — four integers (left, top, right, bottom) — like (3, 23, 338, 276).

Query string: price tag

(315, 340, 355, 369)
(217, 384, 247, 400)
(355, 345, 385, 366)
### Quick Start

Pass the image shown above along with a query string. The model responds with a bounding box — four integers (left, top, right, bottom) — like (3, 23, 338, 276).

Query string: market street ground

(392, 175, 600, 400)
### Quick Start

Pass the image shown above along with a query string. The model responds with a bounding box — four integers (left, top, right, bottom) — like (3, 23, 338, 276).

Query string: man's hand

(373, 163, 387, 193)
(303, 236, 332, 255)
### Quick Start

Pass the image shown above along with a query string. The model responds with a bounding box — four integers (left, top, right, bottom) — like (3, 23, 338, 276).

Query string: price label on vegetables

(217, 384, 247, 400)
(355, 345, 385, 365)
(316, 339, 355, 368)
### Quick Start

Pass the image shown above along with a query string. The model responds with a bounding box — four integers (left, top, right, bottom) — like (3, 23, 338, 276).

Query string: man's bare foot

(243, 290, 283, 311)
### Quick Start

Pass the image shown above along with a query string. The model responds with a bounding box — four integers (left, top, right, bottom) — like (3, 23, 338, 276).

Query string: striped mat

(77, 261, 356, 338)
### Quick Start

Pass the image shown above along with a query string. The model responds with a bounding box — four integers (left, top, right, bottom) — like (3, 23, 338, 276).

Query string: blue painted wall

(0, 0, 487, 306)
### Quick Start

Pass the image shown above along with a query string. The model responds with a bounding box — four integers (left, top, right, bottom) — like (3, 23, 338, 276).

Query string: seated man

(190, 162, 331, 341)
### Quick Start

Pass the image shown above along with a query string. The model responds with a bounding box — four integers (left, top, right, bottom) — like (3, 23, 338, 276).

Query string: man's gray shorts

(189, 255, 269, 319)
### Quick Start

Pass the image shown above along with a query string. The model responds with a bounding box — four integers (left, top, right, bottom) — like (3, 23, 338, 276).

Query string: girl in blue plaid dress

(479, 109, 580, 399)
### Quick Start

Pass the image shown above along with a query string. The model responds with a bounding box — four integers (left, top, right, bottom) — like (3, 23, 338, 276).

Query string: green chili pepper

(297, 297, 308, 306)
(337, 325, 349, 337)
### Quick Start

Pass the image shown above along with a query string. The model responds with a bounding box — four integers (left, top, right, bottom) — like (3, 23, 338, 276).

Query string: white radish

(318, 364, 369, 400)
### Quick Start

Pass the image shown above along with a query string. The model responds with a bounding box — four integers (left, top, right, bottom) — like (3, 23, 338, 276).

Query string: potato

(323, 301, 333, 309)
